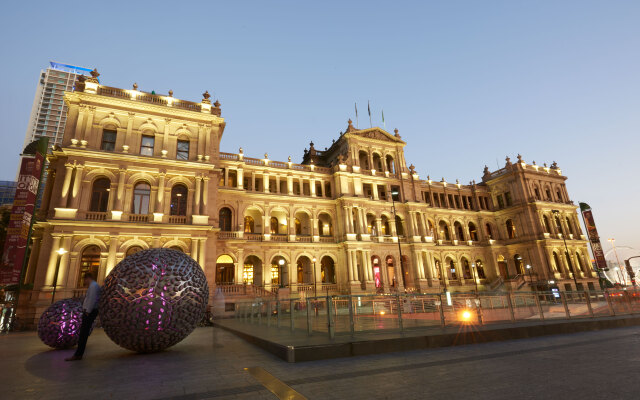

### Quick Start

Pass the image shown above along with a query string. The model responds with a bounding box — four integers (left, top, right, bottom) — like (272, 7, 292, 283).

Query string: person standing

(65, 273, 100, 361)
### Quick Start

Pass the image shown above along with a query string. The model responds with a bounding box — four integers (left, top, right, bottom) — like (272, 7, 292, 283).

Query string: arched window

(382, 216, 390, 236)
(554, 216, 564, 235)
(543, 215, 551, 233)
(534, 186, 541, 200)
(448, 260, 457, 280)
(439, 221, 450, 241)
(576, 252, 585, 272)
(506, 219, 516, 239)
(295, 218, 301, 235)
(170, 184, 188, 216)
(454, 222, 464, 241)
(219, 207, 232, 231)
(126, 246, 143, 257)
(485, 223, 493, 239)
(468, 222, 478, 241)
(462, 258, 471, 279)
(90, 178, 110, 212)
(321, 256, 336, 283)
(78, 245, 100, 287)
(386, 155, 395, 174)
(475, 260, 486, 279)
(545, 188, 552, 200)
(514, 255, 524, 275)
(565, 217, 574, 235)
(270, 217, 279, 234)
(244, 216, 255, 233)
(552, 252, 561, 272)
(395, 216, 404, 237)
(358, 150, 370, 170)
(170, 245, 184, 253)
(132, 182, 151, 214)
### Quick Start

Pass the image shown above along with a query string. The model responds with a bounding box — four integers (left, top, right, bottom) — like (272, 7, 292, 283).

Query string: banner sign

(579, 202, 607, 270)
(0, 139, 48, 286)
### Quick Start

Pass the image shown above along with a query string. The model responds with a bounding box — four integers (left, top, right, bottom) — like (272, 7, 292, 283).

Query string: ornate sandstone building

(20, 71, 598, 320)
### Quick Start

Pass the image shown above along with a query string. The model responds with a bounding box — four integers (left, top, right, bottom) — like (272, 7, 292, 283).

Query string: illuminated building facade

(20, 71, 598, 321)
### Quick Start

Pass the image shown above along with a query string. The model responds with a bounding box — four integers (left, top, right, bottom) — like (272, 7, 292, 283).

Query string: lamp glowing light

(461, 310, 472, 321)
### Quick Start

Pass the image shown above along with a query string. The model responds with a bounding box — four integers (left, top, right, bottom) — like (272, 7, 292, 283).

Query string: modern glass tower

(22, 62, 93, 151)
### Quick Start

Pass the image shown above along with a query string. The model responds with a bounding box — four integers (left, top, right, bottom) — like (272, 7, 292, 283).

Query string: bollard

(327, 296, 335, 339)
(290, 298, 295, 331)
(475, 295, 483, 325)
(306, 298, 312, 335)
(534, 292, 545, 321)
(267, 301, 272, 327)
(606, 293, 616, 316)
(276, 301, 281, 328)
(348, 296, 355, 335)
(561, 292, 571, 319)
(505, 293, 516, 322)
(396, 294, 404, 331)
(584, 291, 594, 317)
(438, 294, 446, 327)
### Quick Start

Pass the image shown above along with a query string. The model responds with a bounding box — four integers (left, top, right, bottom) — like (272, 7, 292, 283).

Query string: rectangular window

(391, 186, 401, 201)
(140, 135, 155, 156)
(497, 195, 504, 209)
(176, 140, 189, 160)
(101, 129, 117, 151)
(447, 194, 454, 208)
(505, 192, 512, 206)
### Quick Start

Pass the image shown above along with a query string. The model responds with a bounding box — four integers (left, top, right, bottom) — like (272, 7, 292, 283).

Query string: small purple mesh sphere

(99, 248, 209, 353)
(37, 298, 83, 349)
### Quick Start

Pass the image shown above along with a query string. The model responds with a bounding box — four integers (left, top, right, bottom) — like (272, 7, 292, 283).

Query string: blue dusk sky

(1, 1, 639, 257)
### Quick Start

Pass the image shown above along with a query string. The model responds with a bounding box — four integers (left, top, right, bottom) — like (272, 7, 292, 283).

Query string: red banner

(0, 149, 45, 285)
(579, 203, 607, 270)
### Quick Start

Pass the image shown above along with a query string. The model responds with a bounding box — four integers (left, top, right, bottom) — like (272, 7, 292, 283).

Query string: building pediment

(347, 127, 406, 145)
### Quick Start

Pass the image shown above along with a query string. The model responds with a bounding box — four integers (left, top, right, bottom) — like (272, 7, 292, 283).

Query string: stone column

(59, 164, 74, 207)
(202, 177, 209, 215)
(287, 175, 293, 194)
(115, 168, 126, 211)
(83, 107, 95, 143)
(346, 250, 355, 282)
(237, 168, 244, 189)
(191, 239, 199, 262)
(194, 176, 202, 215)
(124, 112, 134, 150)
(199, 238, 206, 268)
(161, 118, 170, 156)
(157, 172, 166, 211)
(74, 105, 86, 143)
(69, 164, 84, 209)
(105, 236, 118, 278)
(372, 183, 379, 200)
(263, 172, 270, 193)
(54, 236, 72, 289)
(44, 235, 62, 286)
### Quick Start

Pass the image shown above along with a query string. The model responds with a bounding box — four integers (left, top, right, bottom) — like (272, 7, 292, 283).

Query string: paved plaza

(2, 325, 640, 399)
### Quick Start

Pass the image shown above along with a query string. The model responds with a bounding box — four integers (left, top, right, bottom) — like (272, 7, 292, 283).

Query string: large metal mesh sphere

(37, 298, 84, 349)
(99, 248, 209, 353)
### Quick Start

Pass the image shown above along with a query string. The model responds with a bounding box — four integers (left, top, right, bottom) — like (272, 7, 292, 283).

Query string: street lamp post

(312, 257, 318, 297)
(50, 248, 67, 304)
(278, 258, 285, 289)
(552, 210, 579, 290)
(624, 256, 639, 287)
(391, 190, 406, 289)
(608, 238, 627, 286)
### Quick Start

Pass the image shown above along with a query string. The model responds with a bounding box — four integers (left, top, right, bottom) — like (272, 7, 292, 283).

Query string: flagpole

(355, 103, 359, 129)
(382, 109, 386, 129)
(368, 101, 372, 128)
